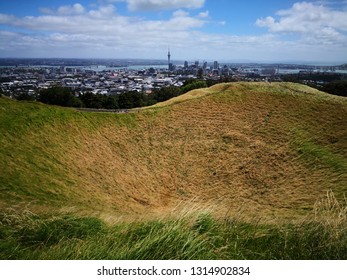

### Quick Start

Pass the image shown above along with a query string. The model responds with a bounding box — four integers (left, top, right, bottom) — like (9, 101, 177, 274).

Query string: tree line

(281, 73, 347, 97)
(322, 80, 347, 97)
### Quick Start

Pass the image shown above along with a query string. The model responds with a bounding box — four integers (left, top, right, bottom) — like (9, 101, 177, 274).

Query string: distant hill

(1, 82, 346, 221)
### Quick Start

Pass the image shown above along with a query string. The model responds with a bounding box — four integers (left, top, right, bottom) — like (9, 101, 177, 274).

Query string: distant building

(214, 61, 219, 70)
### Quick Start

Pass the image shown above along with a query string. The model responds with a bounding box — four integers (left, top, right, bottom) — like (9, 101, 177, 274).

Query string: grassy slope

(0, 82, 346, 222)
(1, 191, 346, 260)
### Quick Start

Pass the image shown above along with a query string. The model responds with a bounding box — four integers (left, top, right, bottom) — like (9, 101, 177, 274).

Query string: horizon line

(0, 57, 346, 66)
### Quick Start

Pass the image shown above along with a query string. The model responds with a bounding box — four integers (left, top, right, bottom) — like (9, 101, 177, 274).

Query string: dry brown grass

(59, 83, 347, 221)
(1, 82, 346, 222)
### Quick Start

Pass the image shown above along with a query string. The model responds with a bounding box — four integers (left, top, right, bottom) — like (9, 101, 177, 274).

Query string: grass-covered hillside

(0, 82, 346, 259)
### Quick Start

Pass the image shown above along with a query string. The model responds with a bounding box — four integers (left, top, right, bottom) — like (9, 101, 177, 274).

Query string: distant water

(88, 65, 168, 71)
(278, 69, 347, 74)
(0, 64, 169, 71)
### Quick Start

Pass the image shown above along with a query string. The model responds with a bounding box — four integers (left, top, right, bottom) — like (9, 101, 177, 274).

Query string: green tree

(323, 81, 347, 97)
(102, 95, 119, 110)
(16, 93, 35, 101)
(152, 86, 181, 102)
(80, 92, 103, 109)
(38, 87, 81, 107)
(181, 80, 207, 93)
(118, 91, 146, 109)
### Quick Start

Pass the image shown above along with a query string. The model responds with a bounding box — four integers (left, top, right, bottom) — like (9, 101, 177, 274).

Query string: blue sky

(0, 0, 346, 63)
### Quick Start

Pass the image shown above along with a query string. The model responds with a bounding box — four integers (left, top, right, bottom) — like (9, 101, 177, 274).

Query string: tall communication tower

(168, 47, 171, 70)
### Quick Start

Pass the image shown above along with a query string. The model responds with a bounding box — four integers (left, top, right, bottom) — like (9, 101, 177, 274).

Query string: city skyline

(0, 0, 347, 63)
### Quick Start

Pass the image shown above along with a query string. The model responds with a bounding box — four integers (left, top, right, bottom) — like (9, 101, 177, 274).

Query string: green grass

(292, 129, 347, 173)
(297, 141, 347, 172)
(0, 98, 138, 136)
(1, 192, 346, 260)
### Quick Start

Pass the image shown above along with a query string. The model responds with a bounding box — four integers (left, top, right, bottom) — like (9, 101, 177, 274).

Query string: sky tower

(167, 47, 171, 70)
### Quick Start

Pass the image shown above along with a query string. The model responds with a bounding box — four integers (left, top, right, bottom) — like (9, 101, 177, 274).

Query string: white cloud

(0, 4, 205, 34)
(198, 11, 209, 18)
(256, 1, 347, 46)
(0, 3, 207, 58)
(89, 5, 116, 18)
(125, 0, 205, 11)
(0, 13, 15, 24)
(39, 3, 86, 15)
(172, 9, 189, 18)
(58, 3, 85, 15)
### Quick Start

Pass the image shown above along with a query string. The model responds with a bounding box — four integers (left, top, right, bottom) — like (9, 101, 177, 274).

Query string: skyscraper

(214, 61, 219, 70)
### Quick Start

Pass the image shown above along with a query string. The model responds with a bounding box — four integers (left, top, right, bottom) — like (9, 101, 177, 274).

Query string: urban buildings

(1, 55, 345, 99)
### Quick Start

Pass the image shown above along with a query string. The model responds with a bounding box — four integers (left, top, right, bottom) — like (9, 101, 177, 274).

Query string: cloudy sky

(0, 0, 346, 63)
